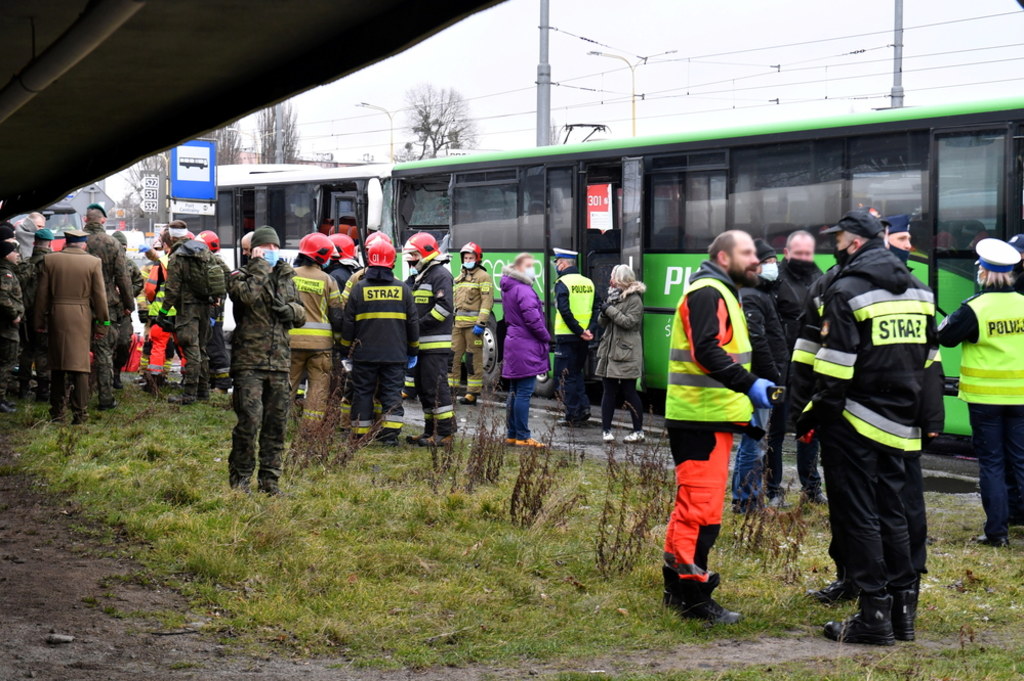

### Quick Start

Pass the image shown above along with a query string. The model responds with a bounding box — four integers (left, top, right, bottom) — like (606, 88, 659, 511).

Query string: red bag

(122, 333, 143, 373)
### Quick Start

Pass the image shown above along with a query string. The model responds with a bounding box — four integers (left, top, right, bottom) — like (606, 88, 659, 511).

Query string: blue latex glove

(210, 317, 216, 327)
(747, 378, 774, 409)
(407, 355, 418, 369)
(472, 324, 485, 336)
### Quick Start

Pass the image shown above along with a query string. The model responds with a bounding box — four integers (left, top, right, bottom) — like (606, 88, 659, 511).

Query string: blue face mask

(463, 261, 476, 269)
(891, 246, 910, 264)
(263, 250, 280, 267)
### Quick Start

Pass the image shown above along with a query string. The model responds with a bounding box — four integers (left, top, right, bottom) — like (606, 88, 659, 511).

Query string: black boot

(808, 578, 860, 604)
(824, 593, 896, 645)
(229, 473, 251, 493)
(662, 566, 686, 609)
(891, 587, 918, 641)
(672, 572, 742, 624)
(18, 381, 32, 400)
(35, 378, 50, 402)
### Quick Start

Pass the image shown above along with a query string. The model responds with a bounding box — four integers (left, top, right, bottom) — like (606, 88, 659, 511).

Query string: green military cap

(111, 230, 128, 246)
(251, 225, 281, 248)
(35, 228, 55, 241)
(87, 203, 107, 218)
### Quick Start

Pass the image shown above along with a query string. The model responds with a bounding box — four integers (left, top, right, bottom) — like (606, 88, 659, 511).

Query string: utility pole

(274, 101, 285, 163)
(536, 0, 551, 146)
(890, 0, 905, 108)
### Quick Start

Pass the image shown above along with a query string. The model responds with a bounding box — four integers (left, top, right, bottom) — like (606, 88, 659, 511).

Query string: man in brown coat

(34, 230, 108, 424)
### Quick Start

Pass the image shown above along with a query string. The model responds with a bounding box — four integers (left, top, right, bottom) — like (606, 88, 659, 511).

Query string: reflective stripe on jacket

(959, 291, 1024, 404)
(553, 272, 594, 336)
(290, 264, 341, 351)
(452, 266, 494, 328)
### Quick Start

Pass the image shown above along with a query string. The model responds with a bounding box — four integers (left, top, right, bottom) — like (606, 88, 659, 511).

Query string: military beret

(87, 203, 107, 218)
(251, 225, 281, 248)
(111, 230, 128, 246)
(35, 228, 55, 241)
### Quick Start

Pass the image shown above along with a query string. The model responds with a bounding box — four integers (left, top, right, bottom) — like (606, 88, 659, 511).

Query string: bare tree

(209, 124, 244, 165)
(256, 102, 301, 163)
(402, 84, 478, 160)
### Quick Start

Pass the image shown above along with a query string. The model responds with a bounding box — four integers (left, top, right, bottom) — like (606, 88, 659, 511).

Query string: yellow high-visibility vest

(554, 272, 594, 336)
(960, 291, 1024, 405)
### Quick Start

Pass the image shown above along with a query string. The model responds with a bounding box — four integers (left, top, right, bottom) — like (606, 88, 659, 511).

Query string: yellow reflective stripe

(792, 349, 816, 366)
(959, 380, 1024, 395)
(352, 426, 371, 434)
(961, 366, 1024, 379)
(408, 340, 420, 348)
(430, 309, 446, 321)
(852, 300, 935, 322)
(813, 358, 855, 380)
(842, 407, 921, 452)
(355, 312, 407, 321)
(924, 347, 942, 368)
(381, 421, 403, 429)
(339, 338, 352, 347)
(289, 328, 333, 337)
(420, 341, 452, 350)
(435, 411, 454, 420)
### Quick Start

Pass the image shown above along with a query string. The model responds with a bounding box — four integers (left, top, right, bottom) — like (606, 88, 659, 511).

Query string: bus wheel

(533, 370, 556, 399)
(481, 318, 502, 391)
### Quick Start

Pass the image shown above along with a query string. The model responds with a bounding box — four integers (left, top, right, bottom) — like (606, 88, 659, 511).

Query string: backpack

(178, 239, 226, 298)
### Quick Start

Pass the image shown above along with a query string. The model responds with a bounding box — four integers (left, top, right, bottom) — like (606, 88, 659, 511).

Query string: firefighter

(552, 247, 601, 426)
(196, 230, 233, 393)
(797, 209, 941, 645)
(449, 242, 493, 405)
(938, 238, 1024, 549)
(340, 236, 418, 445)
(325, 233, 360, 291)
(662, 230, 772, 625)
(144, 235, 180, 392)
(403, 232, 456, 446)
(289, 232, 343, 426)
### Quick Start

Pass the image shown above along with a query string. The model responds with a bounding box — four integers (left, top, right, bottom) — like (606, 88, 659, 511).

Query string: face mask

(408, 266, 418, 276)
(520, 267, 536, 281)
(263, 250, 280, 267)
(463, 261, 476, 269)
(760, 262, 779, 282)
(833, 245, 851, 269)
(891, 247, 910, 265)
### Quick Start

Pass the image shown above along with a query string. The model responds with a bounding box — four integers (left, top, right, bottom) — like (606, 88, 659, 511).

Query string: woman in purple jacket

(500, 253, 551, 448)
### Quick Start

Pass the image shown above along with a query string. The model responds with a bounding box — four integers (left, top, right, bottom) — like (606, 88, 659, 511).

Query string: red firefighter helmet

(365, 231, 392, 246)
(196, 230, 220, 253)
(403, 232, 440, 264)
(328, 233, 356, 261)
(460, 241, 483, 261)
(366, 237, 396, 268)
(298, 232, 335, 266)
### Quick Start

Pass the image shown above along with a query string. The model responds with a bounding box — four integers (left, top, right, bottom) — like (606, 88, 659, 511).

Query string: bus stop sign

(170, 140, 217, 201)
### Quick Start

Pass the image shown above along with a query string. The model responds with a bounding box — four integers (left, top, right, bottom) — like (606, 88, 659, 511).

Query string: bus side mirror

(366, 178, 383, 232)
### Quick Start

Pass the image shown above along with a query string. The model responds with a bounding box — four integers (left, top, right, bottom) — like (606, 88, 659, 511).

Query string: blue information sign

(170, 140, 217, 200)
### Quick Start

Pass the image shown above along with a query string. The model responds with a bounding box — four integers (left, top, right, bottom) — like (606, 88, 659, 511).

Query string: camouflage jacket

(227, 257, 305, 373)
(17, 245, 50, 314)
(127, 258, 145, 297)
(0, 259, 25, 342)
(84, 221, 135, 319)
(162, 238, 214, 315)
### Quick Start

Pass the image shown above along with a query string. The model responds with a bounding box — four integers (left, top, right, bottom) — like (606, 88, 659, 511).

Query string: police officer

(0, 241, 24, 413)
(797, 209, 941, 645)
(552, 247, 601, 426)
(84, 204, 134, 410)
(17, 228, 54, 402)
(196, 230, 232, 393)
(289, 233, 343, 426)
(110, 230, 145, 390)
(340, 237, 418, 445)
(938, 238, 1024, 548)
(226, 226, 305, 494)
(449, 242, 493, 405)
(403, 232, 456, 446)
(662, 230, 773, 624)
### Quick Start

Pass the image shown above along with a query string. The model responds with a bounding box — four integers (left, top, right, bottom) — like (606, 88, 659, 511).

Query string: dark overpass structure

(0, 0, 500, 217)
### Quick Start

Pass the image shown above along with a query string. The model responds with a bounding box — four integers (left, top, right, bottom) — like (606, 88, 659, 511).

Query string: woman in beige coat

(595, 264, 646, 443)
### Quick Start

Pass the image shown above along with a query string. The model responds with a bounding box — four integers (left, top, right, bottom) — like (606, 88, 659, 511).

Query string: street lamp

(588, 49, 676, 137)
(357, 102, 395, 163)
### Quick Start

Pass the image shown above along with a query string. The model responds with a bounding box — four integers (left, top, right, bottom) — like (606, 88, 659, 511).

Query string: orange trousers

(148, 325, 184, 375)
(664, 429, 734, 583)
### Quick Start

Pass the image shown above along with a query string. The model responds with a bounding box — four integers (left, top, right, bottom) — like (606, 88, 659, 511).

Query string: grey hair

(610, 263, 637, 285)
(787, 230, 815, 248)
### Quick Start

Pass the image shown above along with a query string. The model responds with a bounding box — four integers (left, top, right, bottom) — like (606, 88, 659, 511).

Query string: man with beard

(662, 230, 774, 624)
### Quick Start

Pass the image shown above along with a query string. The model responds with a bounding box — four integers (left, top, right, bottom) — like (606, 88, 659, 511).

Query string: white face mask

(463, 261, 476, 269)
(760, 262, 779, 282)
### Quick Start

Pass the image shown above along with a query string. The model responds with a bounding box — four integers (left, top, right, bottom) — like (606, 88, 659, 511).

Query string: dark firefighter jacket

(341, 265, 419, 364)
(740, 278, 787, 385)
(406, 258, 453, 354)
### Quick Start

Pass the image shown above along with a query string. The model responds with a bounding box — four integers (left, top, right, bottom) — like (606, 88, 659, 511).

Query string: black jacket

(787, 266, 839, 431)
(740, 278, 787, 385)
(341, 266, 419, 364)
(406, 257, 454, 354)
(805, 240, 944, 447)
(326, 261, 359, 291)
(774, 258, 823, 350)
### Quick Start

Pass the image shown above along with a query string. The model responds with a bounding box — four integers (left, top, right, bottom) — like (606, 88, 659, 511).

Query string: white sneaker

(602, 430, 614, 442)
(623, 430, 645, 443)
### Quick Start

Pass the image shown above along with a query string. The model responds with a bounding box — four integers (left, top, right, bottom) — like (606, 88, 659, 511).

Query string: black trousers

(820, 419, 915, 594)
(414, 352, 454, 437)
(207, 319, 231, 389)
(351, 361, 404, 441)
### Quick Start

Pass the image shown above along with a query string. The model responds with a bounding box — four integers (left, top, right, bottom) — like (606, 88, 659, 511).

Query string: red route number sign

(586, 183, 613, 233)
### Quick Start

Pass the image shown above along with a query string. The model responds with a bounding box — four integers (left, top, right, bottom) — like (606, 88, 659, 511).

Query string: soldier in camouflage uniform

(83, 204, 134, 410)
(226, 226, 305, 494)
(17, 228, 54, 401)
(0, 241, 25, 412)
(158, 221, 216, 405)
(111, 230, 144, 390)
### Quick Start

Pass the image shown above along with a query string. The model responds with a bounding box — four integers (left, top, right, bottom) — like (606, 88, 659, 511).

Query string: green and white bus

(390, 96, 1024, 437)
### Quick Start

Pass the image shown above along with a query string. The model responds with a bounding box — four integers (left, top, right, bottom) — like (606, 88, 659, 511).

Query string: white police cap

(552, 247, 578, 260)
(975, 238, 1021, 273)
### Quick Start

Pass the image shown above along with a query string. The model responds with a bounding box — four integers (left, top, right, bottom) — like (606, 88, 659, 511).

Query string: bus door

(579, 162, 623, 296)
(932, 126, 1013, 436)
(328, 189, 358, 239)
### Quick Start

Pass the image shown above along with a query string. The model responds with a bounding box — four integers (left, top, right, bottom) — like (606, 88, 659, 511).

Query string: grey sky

(108, 0, 1024, 200)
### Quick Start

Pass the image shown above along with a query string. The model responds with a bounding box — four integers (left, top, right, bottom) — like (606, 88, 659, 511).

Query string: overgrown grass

(4, 385, 1023, 674)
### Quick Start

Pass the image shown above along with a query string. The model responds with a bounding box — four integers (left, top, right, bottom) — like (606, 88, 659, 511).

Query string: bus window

(398, 179, 450, 244)
(936, 131, 1006, 247)
(730, 140, 843, 248)
(217, 190, 236, 248)
(646, 171, 726, 251)
(849, 132, 929, 253)
(452, 181, 518, 249)
(548, 167, 574, 252)
(519, 166, 545, 250)
(267, 183, 316, 248)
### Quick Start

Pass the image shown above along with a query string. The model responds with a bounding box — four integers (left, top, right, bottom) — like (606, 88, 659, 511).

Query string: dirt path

(0, 444, 953, 681)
